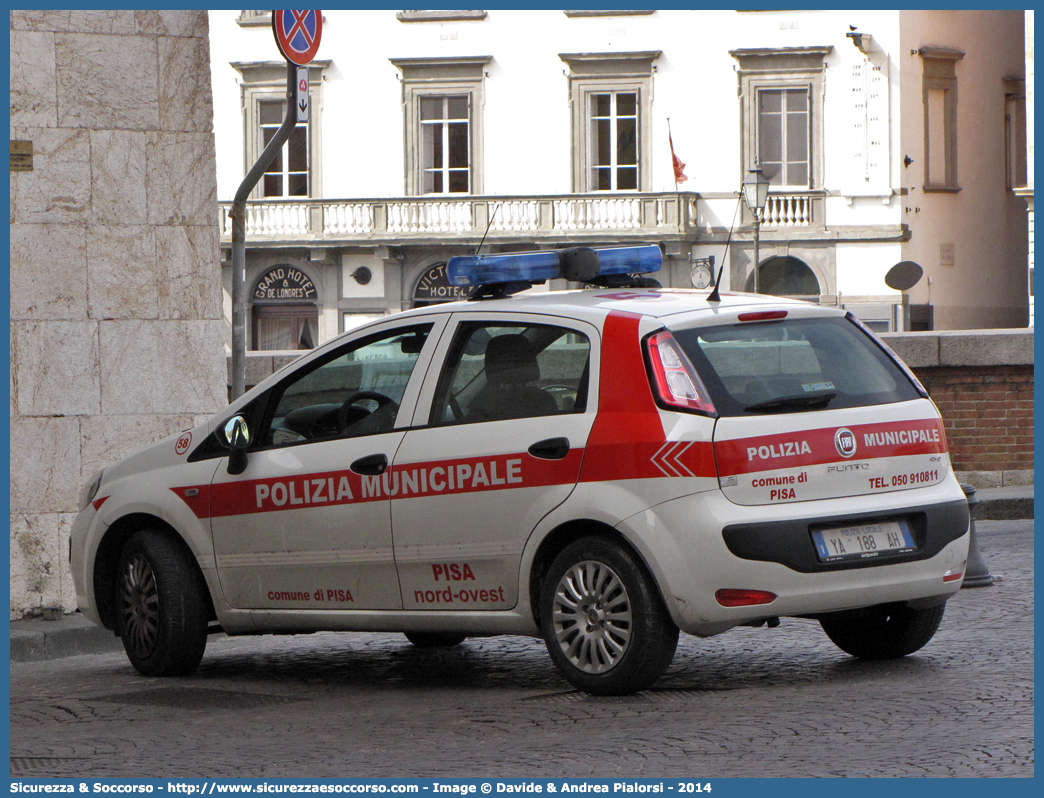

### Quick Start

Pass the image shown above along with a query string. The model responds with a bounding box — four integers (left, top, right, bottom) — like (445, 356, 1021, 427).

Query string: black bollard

(960, 484, 994, 588)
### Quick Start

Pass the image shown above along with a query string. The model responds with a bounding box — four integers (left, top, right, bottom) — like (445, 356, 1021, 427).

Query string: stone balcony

(219, 192, 705, 248)
(218, 190, 826, 250)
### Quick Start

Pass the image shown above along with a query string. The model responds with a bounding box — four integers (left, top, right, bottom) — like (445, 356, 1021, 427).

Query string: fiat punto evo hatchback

(72, 246, 969, 695)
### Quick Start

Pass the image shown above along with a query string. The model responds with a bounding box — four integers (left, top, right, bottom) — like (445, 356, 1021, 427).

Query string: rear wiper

(745, 391, 837, 413)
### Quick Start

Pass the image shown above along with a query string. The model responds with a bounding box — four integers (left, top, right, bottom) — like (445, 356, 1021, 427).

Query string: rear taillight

(715, 589, 777, 607)
(646, 331, 716, 415)
(943, 563, 966, 583)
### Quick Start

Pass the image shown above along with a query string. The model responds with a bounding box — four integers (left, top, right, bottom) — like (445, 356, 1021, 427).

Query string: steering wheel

(338, 391, 399, 433)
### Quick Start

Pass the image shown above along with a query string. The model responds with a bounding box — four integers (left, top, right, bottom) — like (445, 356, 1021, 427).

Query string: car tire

(820, 602, 946, 660)
(404, 632, 467, 648)
(116, 529, 209, 676)
(540, 536, 678, 695)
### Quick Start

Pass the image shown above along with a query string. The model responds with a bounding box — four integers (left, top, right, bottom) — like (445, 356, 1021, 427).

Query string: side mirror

(220, 416, 251, 475)
(222, 416, 251, 449)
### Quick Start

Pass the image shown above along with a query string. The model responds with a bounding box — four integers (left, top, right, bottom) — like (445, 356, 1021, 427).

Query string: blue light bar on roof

(447, 250, 561, 287)
(594, 245, 662, 276)
(447, 245, 661, 287)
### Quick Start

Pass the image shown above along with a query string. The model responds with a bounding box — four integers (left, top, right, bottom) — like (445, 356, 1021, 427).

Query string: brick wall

(882, 329, 1034, 488)
(912, 364, 1034, 475)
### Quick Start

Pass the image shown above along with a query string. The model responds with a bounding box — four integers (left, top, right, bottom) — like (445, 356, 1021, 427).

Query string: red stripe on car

(580, 311, 716, 482)
(715, 418, 948, 477)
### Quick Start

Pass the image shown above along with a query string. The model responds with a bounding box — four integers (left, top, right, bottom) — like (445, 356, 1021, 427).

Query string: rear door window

(672, 315, 920, 417)
(429, 322, 591, 426)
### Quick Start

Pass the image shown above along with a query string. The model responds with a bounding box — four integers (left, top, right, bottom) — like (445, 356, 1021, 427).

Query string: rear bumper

(616, 477, 971, 636)
(721, 497, 968, 573)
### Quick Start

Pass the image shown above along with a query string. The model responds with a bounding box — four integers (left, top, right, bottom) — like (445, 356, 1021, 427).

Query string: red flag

(669, 131, 688, 183)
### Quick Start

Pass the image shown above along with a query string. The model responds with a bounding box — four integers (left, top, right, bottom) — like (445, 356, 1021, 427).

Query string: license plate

(811, 520, 916, 563)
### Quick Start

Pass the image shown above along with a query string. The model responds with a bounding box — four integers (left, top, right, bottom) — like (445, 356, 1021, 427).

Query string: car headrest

(484, 334, 540, 385)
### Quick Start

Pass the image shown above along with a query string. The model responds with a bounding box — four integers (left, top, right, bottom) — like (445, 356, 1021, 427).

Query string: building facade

(209, 9, 1029, 384)
(1018, 10, 1034, 325)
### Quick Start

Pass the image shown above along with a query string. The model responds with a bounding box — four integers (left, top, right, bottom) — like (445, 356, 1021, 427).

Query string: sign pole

(230, 61, 297, 399)
(230, 11, 322, 399)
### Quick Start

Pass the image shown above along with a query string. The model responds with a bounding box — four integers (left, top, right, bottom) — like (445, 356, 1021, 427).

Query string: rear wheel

(820, 602, 946, 660)
(540, 537, 678, 695)
(116, 529, 209, 676)
(404, 632, 467, 648)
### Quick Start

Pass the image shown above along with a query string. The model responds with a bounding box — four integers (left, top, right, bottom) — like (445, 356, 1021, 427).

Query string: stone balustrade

(220, 192, 701, 243)
(761, 192, 814, 226)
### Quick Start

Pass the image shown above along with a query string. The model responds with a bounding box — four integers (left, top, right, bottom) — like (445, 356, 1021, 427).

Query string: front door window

(263, 324, 433, 446)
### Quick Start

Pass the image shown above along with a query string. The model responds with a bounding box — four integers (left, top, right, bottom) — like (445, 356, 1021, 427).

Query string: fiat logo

(834, 428, 857, 458)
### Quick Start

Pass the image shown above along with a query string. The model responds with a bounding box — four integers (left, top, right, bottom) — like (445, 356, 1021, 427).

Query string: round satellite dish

(885, 260, 923, 291)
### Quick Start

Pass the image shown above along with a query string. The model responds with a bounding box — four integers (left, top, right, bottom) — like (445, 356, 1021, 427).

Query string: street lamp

(742, 167, 769, 293)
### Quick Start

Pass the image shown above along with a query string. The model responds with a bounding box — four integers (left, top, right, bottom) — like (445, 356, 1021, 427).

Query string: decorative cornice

(389, 55, 493, 81)
(916, 46, 966, 61)
(559, 50, 662, 77)
(729, 46, 833, 72)
(396, 10, 487, 23)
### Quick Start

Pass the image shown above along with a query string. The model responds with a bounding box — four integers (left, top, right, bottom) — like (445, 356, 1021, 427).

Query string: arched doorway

(745, 255, 820, 296)
(412, 261, 475, 307)
(251, 264, 319, 350)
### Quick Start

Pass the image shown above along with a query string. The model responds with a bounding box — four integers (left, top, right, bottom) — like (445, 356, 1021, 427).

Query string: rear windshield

(672, 316, 921, 417)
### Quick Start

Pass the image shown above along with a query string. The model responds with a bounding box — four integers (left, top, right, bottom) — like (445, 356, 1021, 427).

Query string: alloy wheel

(119, 552, 160, 660)
(551, 560, 633, 674)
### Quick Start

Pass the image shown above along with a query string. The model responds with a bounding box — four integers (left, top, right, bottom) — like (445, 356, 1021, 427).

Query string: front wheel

(820, 602, 946, 660)
(540, 537, 678, 695)
(116, 529, 209, 676)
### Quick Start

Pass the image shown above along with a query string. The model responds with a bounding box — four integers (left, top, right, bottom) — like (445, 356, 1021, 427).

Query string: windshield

(671, 315, 921, 417)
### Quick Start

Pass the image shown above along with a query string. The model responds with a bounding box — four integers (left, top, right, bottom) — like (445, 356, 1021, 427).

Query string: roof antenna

(706, 196, 742, 303)
(473, 202, 501, 256)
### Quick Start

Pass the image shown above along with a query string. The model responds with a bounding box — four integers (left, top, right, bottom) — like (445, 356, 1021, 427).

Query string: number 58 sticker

(175, 432, 192, 456)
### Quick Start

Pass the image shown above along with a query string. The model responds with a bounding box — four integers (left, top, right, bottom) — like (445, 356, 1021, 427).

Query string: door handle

(351, 454, 388, 475)
(528, 437, 570, 460)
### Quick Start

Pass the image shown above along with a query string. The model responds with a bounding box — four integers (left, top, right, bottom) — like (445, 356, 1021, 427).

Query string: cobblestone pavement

(10, 521, 1033, 779)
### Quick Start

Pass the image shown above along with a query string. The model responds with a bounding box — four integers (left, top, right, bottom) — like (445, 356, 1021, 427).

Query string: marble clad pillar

(9, 10, 226, 617)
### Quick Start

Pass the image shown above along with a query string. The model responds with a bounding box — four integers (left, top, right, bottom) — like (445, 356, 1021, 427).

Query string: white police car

(71, 246, 970, 695)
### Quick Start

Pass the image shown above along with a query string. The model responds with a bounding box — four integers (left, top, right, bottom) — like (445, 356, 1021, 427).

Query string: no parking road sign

(272, 10, 322, 66)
